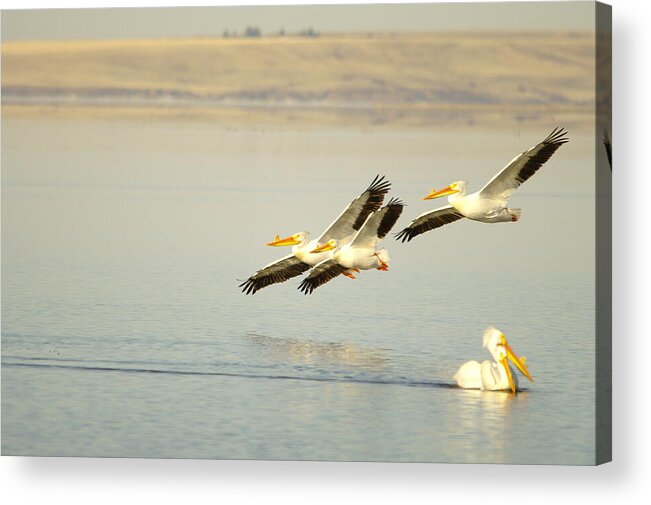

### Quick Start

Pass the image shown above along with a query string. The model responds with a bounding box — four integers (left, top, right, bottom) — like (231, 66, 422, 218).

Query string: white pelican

(454, 327, 534, 394)
(603, 129, 612, 170)
(298, 198, 404, 294)
(240, 175, 391, 294)
(395, 127, 569, 242)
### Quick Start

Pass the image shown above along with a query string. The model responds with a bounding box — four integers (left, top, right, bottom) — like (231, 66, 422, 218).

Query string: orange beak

(423, 185, 459, 200)
(310, 242, 336, 253)
(501, 356, 517, 394)
(505, 342, 534, 382)
(266, 234, 301, 247)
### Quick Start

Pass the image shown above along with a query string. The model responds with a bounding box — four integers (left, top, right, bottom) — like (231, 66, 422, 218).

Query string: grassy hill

(2, 32, 595, 129)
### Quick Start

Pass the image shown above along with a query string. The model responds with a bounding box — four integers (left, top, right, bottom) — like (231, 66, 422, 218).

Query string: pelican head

(423, 180, 467, 200)
(310, 239, 338, 253)
(266, 231, 308, 247)
(483, 327, 533, 393)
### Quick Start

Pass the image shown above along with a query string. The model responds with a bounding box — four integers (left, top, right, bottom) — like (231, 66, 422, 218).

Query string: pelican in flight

(298, 198, 404, 294)
(454, 327, 534, 394)
(239, 175, 391, 294)
(395, 127, 569, 242)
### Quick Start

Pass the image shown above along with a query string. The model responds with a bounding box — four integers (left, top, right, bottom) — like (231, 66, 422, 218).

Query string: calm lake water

(2, 117, 596, 464)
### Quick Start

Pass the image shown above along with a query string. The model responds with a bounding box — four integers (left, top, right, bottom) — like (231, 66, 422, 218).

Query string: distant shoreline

(2, 32, 596, 130)
(1, 103, 593, 132)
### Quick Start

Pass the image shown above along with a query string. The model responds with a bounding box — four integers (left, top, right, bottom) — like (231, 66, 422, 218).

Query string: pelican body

(396, 127, 569, 242)
(298, 198, 404, 294)
(440, 182, 521, 222)
(329, 244, 390, 271)
(454, 327, 534, 394)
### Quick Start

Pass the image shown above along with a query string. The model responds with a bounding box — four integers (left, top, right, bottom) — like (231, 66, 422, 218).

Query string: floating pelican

(603, 129, 612, 170)
(298, 198, 404, 294)
(454, 327, 533, 394)
(395, 127, 569, 242)
(239, 175, 391, 294)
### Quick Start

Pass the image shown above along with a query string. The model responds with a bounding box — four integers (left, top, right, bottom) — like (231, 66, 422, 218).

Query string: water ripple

(2, 359, 459, 390)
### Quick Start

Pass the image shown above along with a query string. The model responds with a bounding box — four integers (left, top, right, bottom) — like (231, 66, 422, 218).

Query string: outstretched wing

(297, 259, 348, 295)
(395, 205, 465, 242)
(317, 175, 391, 242)
(239, 255, 311, 295)
(350, 197, 405, 248)
(479, 127, 569, 199)
(603, 129, 612, 170)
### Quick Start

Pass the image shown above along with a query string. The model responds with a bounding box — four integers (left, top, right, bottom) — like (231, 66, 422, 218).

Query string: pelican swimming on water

(298, 198, 404, 294)
(454, 327, 534, 394)
(395, 127, 569, 242)
(239, 175, 391, 294)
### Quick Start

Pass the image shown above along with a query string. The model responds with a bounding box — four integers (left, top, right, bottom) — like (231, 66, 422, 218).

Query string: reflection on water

(246, 332, 388, 370)
(2, 118, 596, 464)
(455, 389, 530, 464)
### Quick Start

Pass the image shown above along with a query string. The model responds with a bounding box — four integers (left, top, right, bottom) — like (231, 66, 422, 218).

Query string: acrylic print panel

(1, 2, 611, 464)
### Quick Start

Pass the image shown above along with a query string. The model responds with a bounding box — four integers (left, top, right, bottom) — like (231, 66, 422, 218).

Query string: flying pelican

(298, 198, 404, 294)
(395, 127, 569, 242)
(603, 129, 612, 170)
(239, 175, 391, 294)
(454, 327, 533, 394)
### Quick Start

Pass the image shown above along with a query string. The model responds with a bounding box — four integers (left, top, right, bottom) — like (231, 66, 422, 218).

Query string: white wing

(394, 205, 465, 243)
(350, 198, 404, 248)
(317, 175, 391, 242)
(240, 255, 311, 295)
(479, 127, 569, 199)
(454, 360, 483, 389)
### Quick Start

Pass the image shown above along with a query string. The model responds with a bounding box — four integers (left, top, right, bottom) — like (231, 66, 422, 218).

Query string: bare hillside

(2, 32, 595, 128)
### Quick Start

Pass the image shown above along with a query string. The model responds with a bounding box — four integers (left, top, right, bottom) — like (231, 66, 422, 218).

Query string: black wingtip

(603, 129, 612, 170)
(239, 277, 263, 295)
(297, 280, 314, 295)
(366, 174, 392, 194)
(394, 228, 413, 243)
(352, 174, 393, 231)
(603, 129, 611, 146)
(239, 279, 257, 295)
(545, 127, 569, 146)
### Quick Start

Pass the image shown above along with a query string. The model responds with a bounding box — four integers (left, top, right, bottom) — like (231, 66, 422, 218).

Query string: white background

(1, 0, 649, 503)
